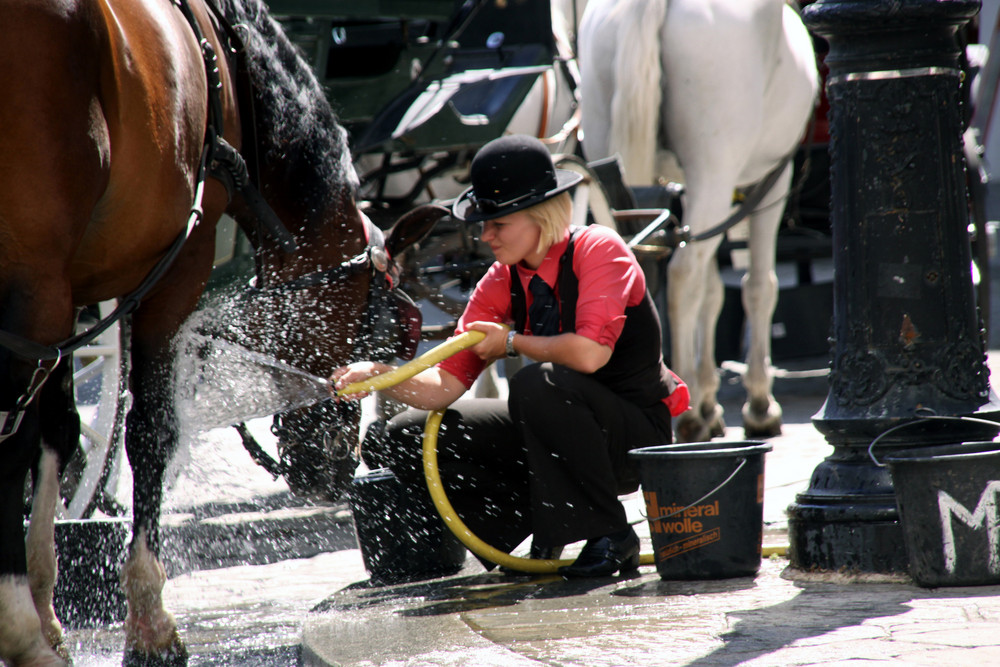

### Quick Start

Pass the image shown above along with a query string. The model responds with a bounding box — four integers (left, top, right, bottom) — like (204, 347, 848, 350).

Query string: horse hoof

(122, 636, 188, 667)
(675, 405, 726, 443)
(54, 638, 71, 664)
(709, 412, 727, 439)
(675, 421, 702, 443)
(742, 401, 782, 439)
(744, 421, 782, 439)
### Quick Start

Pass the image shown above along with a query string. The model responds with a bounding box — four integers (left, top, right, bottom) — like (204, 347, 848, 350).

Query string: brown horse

(0, 0, 441, 665)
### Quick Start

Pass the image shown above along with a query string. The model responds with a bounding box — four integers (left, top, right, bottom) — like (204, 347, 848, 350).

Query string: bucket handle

(637, 457, 746, 525)
(866, 410, 1000, 467)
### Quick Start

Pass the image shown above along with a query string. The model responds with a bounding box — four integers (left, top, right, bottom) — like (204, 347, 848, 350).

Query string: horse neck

(250, 187, 367, 288)
(213, 0, 368, 286)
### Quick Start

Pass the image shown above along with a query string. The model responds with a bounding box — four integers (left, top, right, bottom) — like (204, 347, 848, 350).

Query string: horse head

(183, 2, 449, 503)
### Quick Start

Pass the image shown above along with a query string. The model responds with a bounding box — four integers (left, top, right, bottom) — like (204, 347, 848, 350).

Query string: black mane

(217, 0, 357, 213)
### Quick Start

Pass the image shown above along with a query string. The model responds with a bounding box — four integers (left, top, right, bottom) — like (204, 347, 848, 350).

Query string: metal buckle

(0, 409, 25, 443)
(0, 356, 62, 444)
(369, 246, 389, 274)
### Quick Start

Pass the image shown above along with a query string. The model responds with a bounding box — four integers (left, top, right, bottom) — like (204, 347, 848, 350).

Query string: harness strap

(687, 148, 797, 243)
(174, 0, 225, 132)
(209, 137, 298, 252)
(195, 0, 298, 253)
(0, 357, 61, 443)
(261, 215, 394, 295)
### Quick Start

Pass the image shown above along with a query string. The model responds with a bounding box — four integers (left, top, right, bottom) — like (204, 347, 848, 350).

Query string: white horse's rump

(579, 0, 819, 441)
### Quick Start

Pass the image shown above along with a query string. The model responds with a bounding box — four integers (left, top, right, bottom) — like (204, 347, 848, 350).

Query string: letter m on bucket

(937, 481, 1000, 576)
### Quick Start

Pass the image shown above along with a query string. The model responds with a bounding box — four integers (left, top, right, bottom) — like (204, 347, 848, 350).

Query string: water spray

(175, 334, 332, 433)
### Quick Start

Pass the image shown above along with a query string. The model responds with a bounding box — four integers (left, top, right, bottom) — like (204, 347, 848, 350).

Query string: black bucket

(629, 441, 772, 580)
(52, 518, 129, 627)
(883, 441, 1000, 587)
(349, 467, 466, 583)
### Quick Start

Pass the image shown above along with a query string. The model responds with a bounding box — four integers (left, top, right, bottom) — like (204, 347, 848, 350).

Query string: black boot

(558, 527, 640, 577)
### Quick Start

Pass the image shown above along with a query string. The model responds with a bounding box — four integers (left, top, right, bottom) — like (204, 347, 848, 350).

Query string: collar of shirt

(513, 227, 570, 291)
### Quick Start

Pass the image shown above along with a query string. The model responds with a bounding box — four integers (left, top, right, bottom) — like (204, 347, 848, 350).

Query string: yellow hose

(421, 409, 578, 573)
(340, 329, 776, 574)
(337, 330, 487, 397)
(422, 409, 658, 573)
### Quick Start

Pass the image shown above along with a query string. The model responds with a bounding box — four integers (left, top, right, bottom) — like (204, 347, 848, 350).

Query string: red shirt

(438, 224, 646, 389)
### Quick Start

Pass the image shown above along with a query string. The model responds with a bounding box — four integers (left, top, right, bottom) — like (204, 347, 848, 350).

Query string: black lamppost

(788, 0, 1000, 573)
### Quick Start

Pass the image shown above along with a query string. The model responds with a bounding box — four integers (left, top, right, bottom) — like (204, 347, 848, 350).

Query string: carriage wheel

(59, 300, 129, 519)
(553, 153, 617, 230)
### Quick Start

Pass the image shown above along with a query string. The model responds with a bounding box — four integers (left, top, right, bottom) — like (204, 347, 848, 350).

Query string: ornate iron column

(788, 0, 1000, 573)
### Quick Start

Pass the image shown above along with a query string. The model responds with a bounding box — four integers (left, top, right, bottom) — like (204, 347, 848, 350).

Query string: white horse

(579, 0, 819, 442)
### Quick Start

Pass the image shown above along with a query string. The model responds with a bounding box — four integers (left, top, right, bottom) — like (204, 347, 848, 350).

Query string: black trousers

(362, 363, 673, 556)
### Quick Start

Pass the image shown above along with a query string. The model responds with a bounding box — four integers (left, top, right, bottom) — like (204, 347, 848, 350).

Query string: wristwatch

(505, 329, 518, 357)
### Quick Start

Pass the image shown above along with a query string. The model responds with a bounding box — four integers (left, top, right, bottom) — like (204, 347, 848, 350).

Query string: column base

(787, 497, 907, 573)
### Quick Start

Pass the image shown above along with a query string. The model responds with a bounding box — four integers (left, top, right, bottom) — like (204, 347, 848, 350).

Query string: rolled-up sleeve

(436, 264, 511, 389)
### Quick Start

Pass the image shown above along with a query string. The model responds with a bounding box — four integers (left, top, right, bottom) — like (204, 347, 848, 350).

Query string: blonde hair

(525, 192, 572, 253)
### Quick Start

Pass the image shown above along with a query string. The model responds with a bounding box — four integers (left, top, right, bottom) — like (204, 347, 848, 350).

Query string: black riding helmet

(452, 135, 583, 222)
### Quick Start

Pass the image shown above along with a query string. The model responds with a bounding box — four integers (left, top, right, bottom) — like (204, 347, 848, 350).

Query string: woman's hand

(328, 361, 393, 401)
(465, 321, 511, 362)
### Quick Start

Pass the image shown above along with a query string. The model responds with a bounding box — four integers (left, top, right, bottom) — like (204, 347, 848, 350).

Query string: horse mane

(216, 0, 358, 212)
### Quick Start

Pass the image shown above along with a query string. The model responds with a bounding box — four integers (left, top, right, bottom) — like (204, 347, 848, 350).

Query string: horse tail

(609, 0, 667, 185)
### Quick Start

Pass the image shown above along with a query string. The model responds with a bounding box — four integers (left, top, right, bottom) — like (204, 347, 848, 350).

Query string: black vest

(510, 227, 677, 408)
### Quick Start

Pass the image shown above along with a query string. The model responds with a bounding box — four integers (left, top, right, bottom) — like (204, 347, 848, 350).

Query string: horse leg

(0, 279, 80, 667)
(0, 413, 67, 667)
(739, 167, 791, 438)
(120, 239, 214, 666)
(695, 249, 728, 439)
(668, 231, 728, 443)
(735, 2, 818, 437)
(0, 579, 64, 667)
(121, 340, 187, 667)
(666, 147, 741, 442)
(23, 359, 80, 664)
(0, 350, 72, 667)
(25, 448, 69, 665)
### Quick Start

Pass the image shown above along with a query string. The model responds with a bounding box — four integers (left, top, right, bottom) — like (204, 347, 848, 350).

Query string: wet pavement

(59, 350, 1000, 666)
(298, 355, 1000, 667)
(302, 560, 1000, 667)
